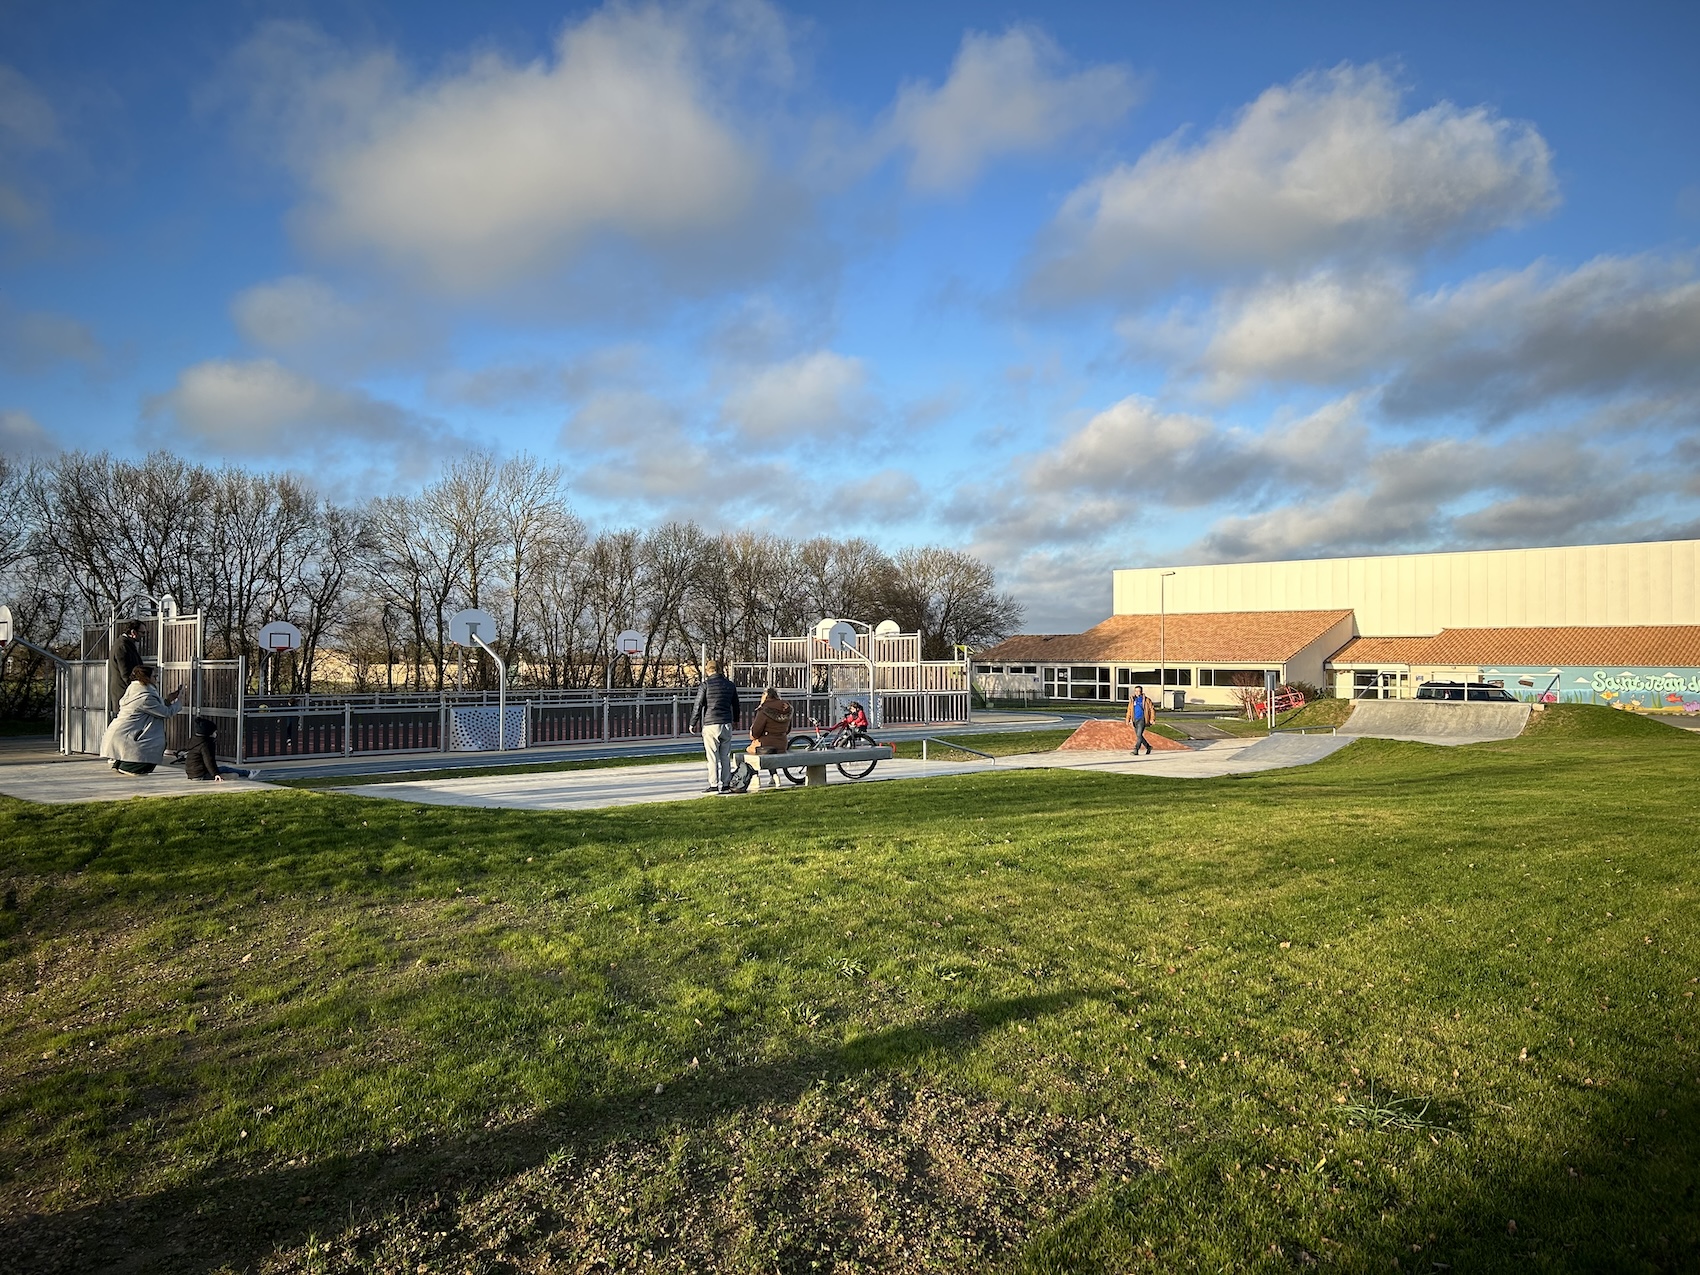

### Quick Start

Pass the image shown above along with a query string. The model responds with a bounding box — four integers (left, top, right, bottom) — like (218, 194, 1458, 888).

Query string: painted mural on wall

(1487, 666, 1700, 713)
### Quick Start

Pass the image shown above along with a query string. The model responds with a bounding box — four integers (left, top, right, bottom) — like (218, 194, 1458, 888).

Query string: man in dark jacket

(183, 716, 263, 783)
(688, 659, 742, 793)
(109, 620, 145, 715)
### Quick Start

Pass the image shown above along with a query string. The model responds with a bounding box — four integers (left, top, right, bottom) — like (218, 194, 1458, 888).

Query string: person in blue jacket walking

(1127, 683, 1154, 756)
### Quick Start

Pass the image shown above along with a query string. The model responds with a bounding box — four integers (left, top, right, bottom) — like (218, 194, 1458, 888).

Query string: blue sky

(3, 0, 1698, 629)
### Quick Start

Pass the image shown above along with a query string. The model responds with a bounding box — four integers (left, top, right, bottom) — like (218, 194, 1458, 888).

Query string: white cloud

(1024, 393, 1362, 508)
(229, 274, 438, 371)
(1166, 269, 1412, 399)
(719, 349, 869, 441)
(223, 6, 787, 293)
(561, 387, 801, 519)
(1380, 256, 1700, 422)
(888, 28, 1136, 193)
(0, 66, 64, 238)
(0, 302, 102, 373)
(146, 358, 449, 467)
(231, 276, 363, 351)
(1029, 63, 1555, 300)
(1163, 254, 1700, 421)
(0, 408, 57, 455)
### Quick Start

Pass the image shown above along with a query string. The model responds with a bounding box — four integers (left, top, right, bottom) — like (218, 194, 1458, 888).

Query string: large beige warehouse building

(978, 540, 1700, 710)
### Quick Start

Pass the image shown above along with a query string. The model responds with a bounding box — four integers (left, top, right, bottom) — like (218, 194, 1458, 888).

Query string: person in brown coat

(735, 688, 793, 791)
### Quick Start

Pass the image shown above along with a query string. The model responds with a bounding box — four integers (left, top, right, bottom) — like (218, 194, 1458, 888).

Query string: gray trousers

(702, 724, 734, 789)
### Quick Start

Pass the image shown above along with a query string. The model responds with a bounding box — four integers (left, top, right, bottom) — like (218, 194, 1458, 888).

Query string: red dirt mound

(1057, 719, 1191, 751)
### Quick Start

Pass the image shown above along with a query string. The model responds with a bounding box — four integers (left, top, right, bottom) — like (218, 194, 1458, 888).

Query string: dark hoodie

(184, 716, 222, 781)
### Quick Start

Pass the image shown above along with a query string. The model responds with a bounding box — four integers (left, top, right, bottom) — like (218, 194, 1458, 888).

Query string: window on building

(1117, 668, 1192, 686)
(1198, 669, 1276, 687)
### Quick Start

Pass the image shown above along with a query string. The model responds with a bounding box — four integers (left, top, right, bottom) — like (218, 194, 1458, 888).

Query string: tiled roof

(976, 610, 1353, 664)
(1330, 625, 1700, 668)
(1418, 625, 1700, 667)
(1330, 635, 1442, 665)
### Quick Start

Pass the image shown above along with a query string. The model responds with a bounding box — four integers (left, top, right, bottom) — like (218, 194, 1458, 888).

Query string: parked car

(1415, 681, 1518, 702)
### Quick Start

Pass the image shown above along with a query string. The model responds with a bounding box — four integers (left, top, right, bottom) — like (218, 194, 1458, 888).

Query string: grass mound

(1, 715, 1697, 1271)
(1522, 701, 1696, 740)
(1280, 696, 1352, 729)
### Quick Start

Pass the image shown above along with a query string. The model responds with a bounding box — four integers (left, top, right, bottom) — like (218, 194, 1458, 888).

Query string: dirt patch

(268, 1078, 1150, 1274)
(1057, 720, 1189, 752)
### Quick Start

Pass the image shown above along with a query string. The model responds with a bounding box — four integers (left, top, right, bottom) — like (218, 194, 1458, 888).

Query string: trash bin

(1166, 689, 1186, 711)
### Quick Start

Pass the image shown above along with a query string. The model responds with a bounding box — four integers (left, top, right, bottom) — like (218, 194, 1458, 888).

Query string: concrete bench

(747, 745, 894, 787)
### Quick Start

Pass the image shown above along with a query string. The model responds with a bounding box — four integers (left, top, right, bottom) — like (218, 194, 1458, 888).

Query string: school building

(974, 539, 1700, 712)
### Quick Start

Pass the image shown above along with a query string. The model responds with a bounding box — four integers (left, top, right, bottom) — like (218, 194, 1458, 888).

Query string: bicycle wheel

(782, 733, 817, 785)
(835, 729, 879, 780)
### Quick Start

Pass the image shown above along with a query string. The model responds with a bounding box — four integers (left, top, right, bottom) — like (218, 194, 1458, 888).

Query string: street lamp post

(1158, 570, 1176, 712)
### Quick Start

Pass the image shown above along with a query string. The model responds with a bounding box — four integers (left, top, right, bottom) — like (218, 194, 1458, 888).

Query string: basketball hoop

(0, 604, 11, 647)
(615, 629, 645, 658)
(258, 621, 303, 654)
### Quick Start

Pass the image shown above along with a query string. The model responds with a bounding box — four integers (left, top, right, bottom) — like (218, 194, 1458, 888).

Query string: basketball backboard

(0, 604, 11, 646)
(615, 629, 645, 657)
(258, 620, 302, 653)
(448, 608, 498, 647)
(825, 621, 858, 652)
(873, 619, 901, 637)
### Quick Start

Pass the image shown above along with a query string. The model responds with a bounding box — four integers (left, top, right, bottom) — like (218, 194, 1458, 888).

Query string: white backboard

(812, 617, 838, 642)
(0, 604, 11, 645)
(873, 619, 901, 637)
(258, 620, 303, 653)
(614, 629, 645, 657)
(448, 607, 499, 647)
(159, 594, 178, 620)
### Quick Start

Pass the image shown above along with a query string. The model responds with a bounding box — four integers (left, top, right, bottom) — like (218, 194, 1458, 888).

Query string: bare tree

(492, 454, 579, 669)
(883, 546, 1025, 659)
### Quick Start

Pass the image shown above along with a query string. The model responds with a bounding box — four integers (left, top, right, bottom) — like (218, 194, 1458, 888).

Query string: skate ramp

(1058, 718, 1190, 751)
(1338, 700, 1531, 744)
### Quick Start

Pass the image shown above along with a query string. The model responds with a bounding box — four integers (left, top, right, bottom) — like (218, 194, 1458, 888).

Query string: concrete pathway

(0, 730, 1351, 810)
(0, 758, 273, 804)
(331, 733, 1354, 812)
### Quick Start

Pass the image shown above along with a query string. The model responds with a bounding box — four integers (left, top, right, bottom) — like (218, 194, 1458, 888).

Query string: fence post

(235, 655, 246, 763)
(672, 695, 679, 736)
(602, 689, 610, 741)
(344, 703, 352, 755)
(440, 700, 448, 752)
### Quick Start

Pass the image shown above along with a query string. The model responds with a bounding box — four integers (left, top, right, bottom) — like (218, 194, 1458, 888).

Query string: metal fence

(56, 639, 972, 762)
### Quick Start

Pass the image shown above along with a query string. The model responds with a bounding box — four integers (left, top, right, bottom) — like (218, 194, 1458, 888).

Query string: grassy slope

(0, 705, 1695, 1272)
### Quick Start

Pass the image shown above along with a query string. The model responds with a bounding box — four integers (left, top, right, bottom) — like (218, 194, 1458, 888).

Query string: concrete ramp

(1338, 699, 1531, 745)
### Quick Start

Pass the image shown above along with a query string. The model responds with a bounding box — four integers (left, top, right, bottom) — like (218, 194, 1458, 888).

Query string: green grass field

(0, 705, 1695, 1272)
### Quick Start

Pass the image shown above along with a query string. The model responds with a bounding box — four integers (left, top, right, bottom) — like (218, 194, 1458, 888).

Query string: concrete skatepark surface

(0, 758, 273, 803)
(0, 731, 1352, 808)
(1337, 699, 1532, 744)
(330, 733, 1354, 811)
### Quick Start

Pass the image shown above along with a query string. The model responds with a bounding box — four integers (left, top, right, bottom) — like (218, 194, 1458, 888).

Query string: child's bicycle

(782, 702, 880, 783)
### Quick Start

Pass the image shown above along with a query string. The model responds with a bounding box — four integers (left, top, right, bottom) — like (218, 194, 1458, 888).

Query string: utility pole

(1158, 570, 1176, 711)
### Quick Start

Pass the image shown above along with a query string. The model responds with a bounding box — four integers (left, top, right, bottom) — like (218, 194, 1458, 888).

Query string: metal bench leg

(805, 764, 827, 787)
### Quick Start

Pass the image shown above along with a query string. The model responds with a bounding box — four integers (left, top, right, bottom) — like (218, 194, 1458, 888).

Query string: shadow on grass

(1020, 1062, 1700, 1273)
(0, 989, 1091, 1273)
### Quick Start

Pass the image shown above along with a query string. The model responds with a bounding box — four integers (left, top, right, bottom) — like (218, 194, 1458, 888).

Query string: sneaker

(243, 769, 265, 782)
(702, 785, 720, 793)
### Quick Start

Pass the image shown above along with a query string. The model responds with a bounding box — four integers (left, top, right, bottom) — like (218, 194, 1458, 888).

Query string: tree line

(0, 450, 1022, 718)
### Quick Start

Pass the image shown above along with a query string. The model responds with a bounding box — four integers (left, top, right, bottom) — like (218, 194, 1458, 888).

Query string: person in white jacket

(100, 666, 182, 775)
